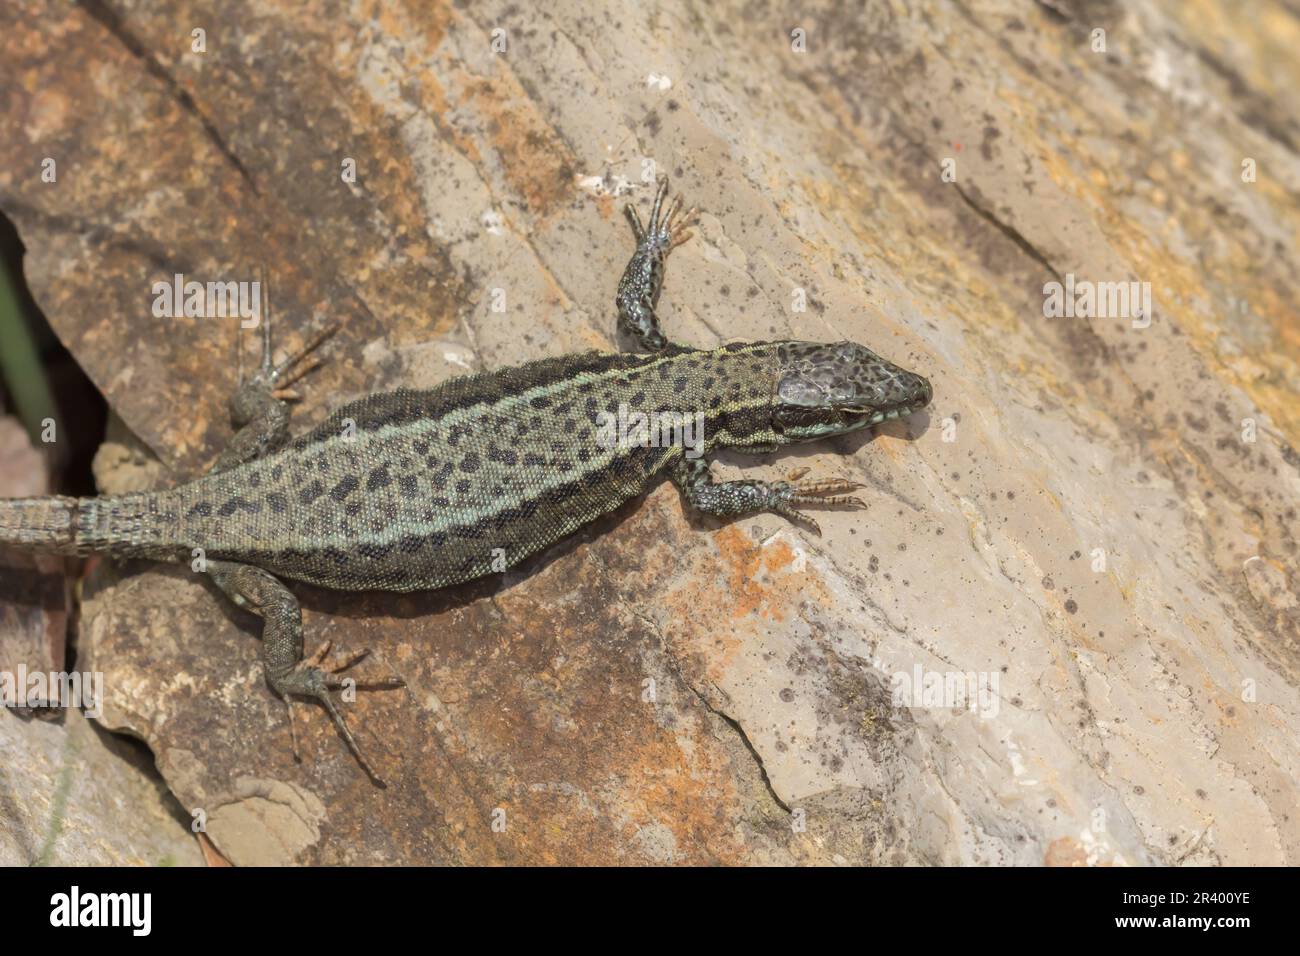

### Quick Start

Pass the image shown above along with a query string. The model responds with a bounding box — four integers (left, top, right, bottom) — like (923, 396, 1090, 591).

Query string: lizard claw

(270, 321, 339, 386)
(668, 228, 695, 251)
(648, 178, 696, 249)
(278, 643, 405, 788)
(229, 276, 338, 429)
(773, 502, 822, 537)
(771, 474, 867, 535)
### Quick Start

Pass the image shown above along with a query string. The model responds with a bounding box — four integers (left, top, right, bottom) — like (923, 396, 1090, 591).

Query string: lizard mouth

(846, 393, 932, 428)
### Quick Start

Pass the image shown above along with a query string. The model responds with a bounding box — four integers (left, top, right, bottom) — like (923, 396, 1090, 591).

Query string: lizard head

(771, 341, 932, 441)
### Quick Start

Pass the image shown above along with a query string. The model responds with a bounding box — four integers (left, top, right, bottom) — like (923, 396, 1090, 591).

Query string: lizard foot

(771, 470, 866, 536)
(624, 176, 698, 252)
(236, 310, 339, 410)
(672, 459, 865, 537)
(212, 276, 340, 473)
(276, 641, 405, 788)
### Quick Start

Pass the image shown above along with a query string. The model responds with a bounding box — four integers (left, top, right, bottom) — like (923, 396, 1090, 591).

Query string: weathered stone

(0, 0, 1297, 864)
(0, 416, 202, 866)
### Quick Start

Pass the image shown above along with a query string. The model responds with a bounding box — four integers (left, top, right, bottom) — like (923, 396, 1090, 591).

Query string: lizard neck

(695, 342, 782, 455)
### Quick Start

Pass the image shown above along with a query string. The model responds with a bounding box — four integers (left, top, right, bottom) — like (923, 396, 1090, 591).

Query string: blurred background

(0, 213, 105, 497)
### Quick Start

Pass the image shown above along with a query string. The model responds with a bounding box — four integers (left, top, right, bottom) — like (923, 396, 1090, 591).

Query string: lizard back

(170, 343, 780, 590)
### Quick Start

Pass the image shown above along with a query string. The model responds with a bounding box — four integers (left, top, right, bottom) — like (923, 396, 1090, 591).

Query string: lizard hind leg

(206, 559, 404, 787)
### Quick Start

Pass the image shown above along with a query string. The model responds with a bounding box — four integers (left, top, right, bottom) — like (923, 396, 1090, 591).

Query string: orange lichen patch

(333, 1, 464, 162)
(338, 54, 481, 230)
(593, 191, 618, 220)
(1044, 836, 1090, 867)
(653, 523, 837, 686)
(459, 74, 575, 217)
(331, 7, 575, 287)
(712, 524, 796, 623)
(763, 535, 799, 572)
(1036, 111, 1300, 447)
(414, 65, 485, 167)
(485, 679, 753, 864)
(391, 0, 452, 52)
(607, 723, 753, 864)
(405, 543, 768, 864)
(575, 324, 611, 351)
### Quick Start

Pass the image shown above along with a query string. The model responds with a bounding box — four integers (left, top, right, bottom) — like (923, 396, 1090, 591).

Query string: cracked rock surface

(1, 0, 1298, 864)
(0, 417, 202, 866)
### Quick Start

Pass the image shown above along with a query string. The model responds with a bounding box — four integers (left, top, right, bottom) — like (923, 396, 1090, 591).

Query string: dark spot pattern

(180, 343, 809, 593)
(330, 475, 359, 502)
(430, 462, 454, 489)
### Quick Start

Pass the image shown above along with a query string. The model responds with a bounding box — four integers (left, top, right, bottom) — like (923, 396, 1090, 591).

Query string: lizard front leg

(615, 176, 698, 352)
(672, 459, 865, 537)
(206, 559, 403, 785)
(209, 292, 336, 475)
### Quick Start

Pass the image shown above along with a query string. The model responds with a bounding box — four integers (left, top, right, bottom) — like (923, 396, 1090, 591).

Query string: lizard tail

(0, 492, 178, 557)
(0, 495, 80, 552)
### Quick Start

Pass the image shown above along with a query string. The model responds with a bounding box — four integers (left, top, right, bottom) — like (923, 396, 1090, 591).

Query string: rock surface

(0, 416, 202, 866)
(1, 0, 1297, 864)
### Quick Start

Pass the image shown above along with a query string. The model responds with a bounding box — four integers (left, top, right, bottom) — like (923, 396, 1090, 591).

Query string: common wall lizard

(0, 179, 932, 783)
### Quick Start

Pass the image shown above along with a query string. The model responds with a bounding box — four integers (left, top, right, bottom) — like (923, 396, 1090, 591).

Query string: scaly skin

(0, 177, 932, 783)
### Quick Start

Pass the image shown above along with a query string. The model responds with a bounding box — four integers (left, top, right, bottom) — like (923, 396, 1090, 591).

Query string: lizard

(0, 178, 933, 785)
